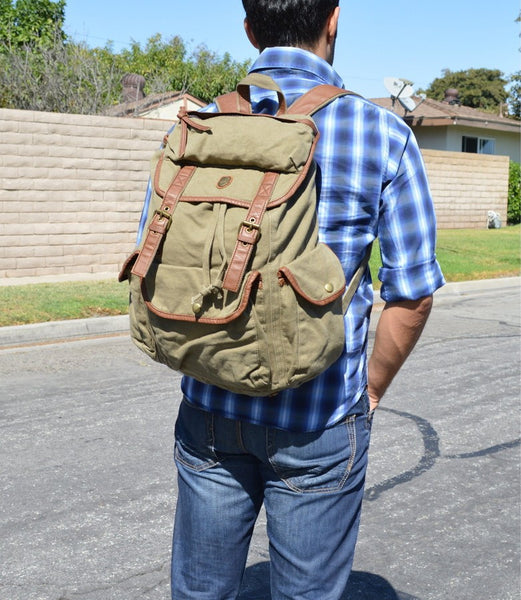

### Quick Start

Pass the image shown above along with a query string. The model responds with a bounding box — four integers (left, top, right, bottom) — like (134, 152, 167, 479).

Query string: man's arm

(367, 295, 433, 411)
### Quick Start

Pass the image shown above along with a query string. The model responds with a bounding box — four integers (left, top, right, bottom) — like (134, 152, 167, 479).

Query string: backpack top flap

(168, 111, 316, 174)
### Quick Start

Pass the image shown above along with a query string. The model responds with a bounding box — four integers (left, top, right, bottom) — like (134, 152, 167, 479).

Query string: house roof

(105, 90, 206, 118)
(369, 96, 520, 134)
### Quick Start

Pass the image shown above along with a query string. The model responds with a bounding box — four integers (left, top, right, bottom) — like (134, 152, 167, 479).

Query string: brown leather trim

(142, 270, 261, 324)
(174, 110, 319, 130)
(278, 266, 346, 306)
(177, 196, 253, 209)
(236, 84, 252, 113)
(168, 126, 318, 210)
(287, 85, 355, 115)
(222, 239, 253, 293)
(118, 251, 139, 282)
(131, 165, 196, 279)
(153, 153, 166, 198)
(215, 90, 251, 113)
(215, 91, 235, 112)
(175, 164, 311, 209)
(177, 109, 212, 157)
(222, 172, 279, 293)
(130, 229, 164, 279)
(237, 90, 252, 114)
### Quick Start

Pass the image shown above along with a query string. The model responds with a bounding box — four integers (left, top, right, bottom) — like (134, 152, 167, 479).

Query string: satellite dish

(384, 77, 414, 99)
(384, 77, 419, 113)
(398, 96, 417, 112)
(401, 93, 428, 114)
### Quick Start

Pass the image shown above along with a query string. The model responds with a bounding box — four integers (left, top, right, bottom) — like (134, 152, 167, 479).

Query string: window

(462, 136, 495, 155)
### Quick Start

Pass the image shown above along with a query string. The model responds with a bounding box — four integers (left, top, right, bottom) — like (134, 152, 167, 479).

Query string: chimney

(442, 88, 460, 105)
(121, 73, 146, 103)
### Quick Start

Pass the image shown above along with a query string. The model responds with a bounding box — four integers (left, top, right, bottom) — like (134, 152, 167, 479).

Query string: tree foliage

(0, 16, 250, 114)
(508, 71, 521, 120)
(508, 161, 520, 225)
(421, 68, 510, 114)
(0, 40, 123, 113)
(510, 12, 521, 119)
(0, 0, 65, 48)
(112, 34, 250, 102)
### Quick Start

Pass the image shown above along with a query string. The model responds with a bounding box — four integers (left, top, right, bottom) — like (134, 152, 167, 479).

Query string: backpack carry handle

(216, 73, 287, 115)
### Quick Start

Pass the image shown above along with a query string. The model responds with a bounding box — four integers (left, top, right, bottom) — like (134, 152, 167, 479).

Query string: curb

(432, 276, 519, 299)
(0, 277, 518, 349)
(0, 315, 130, 349)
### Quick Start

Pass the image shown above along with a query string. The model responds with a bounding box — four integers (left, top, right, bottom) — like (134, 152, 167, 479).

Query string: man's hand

(367, 296, 433, 410)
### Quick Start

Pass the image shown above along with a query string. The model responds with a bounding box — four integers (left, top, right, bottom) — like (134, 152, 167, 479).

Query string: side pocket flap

(142, 264, 261, 324)
(278, 243, 346, 305)
(118, 251, 139, 282)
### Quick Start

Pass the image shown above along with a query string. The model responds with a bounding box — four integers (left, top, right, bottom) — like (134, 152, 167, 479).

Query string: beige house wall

(0, 108, 169, 280)
(0, 109, 511, 281)
(422, 150, 509, 229)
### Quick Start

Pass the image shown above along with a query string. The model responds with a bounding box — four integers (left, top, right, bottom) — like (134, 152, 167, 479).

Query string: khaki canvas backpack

(119, 73, 370, 396)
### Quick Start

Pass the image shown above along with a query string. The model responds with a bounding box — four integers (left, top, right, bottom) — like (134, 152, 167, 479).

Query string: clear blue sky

(63, 1, 520, 99)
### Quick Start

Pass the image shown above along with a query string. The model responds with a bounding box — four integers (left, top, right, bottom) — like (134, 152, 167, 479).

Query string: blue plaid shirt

(137, 47, 445, 432)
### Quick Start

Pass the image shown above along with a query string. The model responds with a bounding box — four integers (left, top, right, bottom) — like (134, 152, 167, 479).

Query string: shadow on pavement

(238, 561, 420, 599)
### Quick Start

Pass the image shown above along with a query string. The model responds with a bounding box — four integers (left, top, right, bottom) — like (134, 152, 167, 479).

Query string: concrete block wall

(422, 150, 509, 229)
(0, 108, 511, 281)
(0, 108, 169, 280)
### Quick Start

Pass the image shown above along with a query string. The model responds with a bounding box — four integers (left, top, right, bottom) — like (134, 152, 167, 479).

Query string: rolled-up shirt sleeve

(377, 114, 445, 302)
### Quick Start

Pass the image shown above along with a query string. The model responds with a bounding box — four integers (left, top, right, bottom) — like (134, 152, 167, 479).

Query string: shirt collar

(249, 47, 345, 89)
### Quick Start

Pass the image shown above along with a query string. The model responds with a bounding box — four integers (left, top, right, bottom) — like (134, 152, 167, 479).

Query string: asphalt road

(1, 280, 519, 600)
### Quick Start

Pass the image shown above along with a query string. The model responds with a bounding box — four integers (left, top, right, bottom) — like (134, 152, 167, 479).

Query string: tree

(115, 34, 250, 103)
(508, 72, 521, 120)
(0, 38, 123, 113)
(116, 34, 189, 94)
(0, 0, 65, 49)
(507, 161, 520, 225)
(187, 47, 251, 103)
(509, 12, 521, 119)
(0, 29, 251, 113)
(0, 1, 250, 113)
(0, 0, 102, 112)
(421, 68, 509, 114)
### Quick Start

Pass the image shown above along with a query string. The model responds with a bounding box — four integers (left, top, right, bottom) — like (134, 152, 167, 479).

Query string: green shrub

(508, 161, 521, 225)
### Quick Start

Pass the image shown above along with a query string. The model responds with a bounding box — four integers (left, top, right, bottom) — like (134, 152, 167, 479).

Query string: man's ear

(244, 18, 260, 50)
(327, 6, 340, 44)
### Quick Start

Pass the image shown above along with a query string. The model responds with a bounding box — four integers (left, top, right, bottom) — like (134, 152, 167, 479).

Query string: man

(168, 1, 445, 598)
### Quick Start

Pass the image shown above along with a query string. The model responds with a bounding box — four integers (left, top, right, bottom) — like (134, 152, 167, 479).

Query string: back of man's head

(242, 0, 340, 51)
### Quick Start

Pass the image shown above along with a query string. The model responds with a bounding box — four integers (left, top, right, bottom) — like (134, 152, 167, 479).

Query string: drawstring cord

(190, 203, 227, 314)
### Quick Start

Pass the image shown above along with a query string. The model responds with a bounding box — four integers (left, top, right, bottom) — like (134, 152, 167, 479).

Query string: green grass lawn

(1, 225, 519, 327)
(0, 280, 129, 327)
(369, 225, 520, 286)
(435, 226, 520, 281)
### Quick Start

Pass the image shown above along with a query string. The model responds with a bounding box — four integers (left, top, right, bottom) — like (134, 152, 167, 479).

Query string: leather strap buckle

(241, 219, 260, 233)
(238, 219, 261, 244)
(153, 208, 172, 231)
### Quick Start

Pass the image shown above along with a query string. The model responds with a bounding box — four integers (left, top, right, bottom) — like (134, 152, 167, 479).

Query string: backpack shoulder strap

(287, 85, 358, 116)
(215, 79, 357, 116)
(214, 89, 251, 114)
(215, 73, 287, 115)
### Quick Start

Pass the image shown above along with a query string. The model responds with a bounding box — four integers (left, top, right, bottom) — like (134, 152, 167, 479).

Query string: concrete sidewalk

(0, 277, 518, 349)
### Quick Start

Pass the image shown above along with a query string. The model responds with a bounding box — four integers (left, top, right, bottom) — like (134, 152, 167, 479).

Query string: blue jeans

(171, 393, 373, 600)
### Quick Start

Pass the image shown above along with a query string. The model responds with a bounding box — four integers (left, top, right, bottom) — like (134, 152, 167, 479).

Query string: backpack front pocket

(139, 264, 274, 395)
(276, 243, 347, 386)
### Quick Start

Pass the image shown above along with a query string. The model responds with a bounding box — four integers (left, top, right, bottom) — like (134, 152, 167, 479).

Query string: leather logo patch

(217, 176, 232, 189)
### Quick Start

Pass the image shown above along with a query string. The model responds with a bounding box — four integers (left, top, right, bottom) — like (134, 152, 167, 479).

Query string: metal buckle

(153, 208, 172, 230)
(240, 219, 260, 234)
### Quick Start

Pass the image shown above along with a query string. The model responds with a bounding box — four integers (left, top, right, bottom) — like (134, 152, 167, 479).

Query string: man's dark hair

(242, 0, 339, 50)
